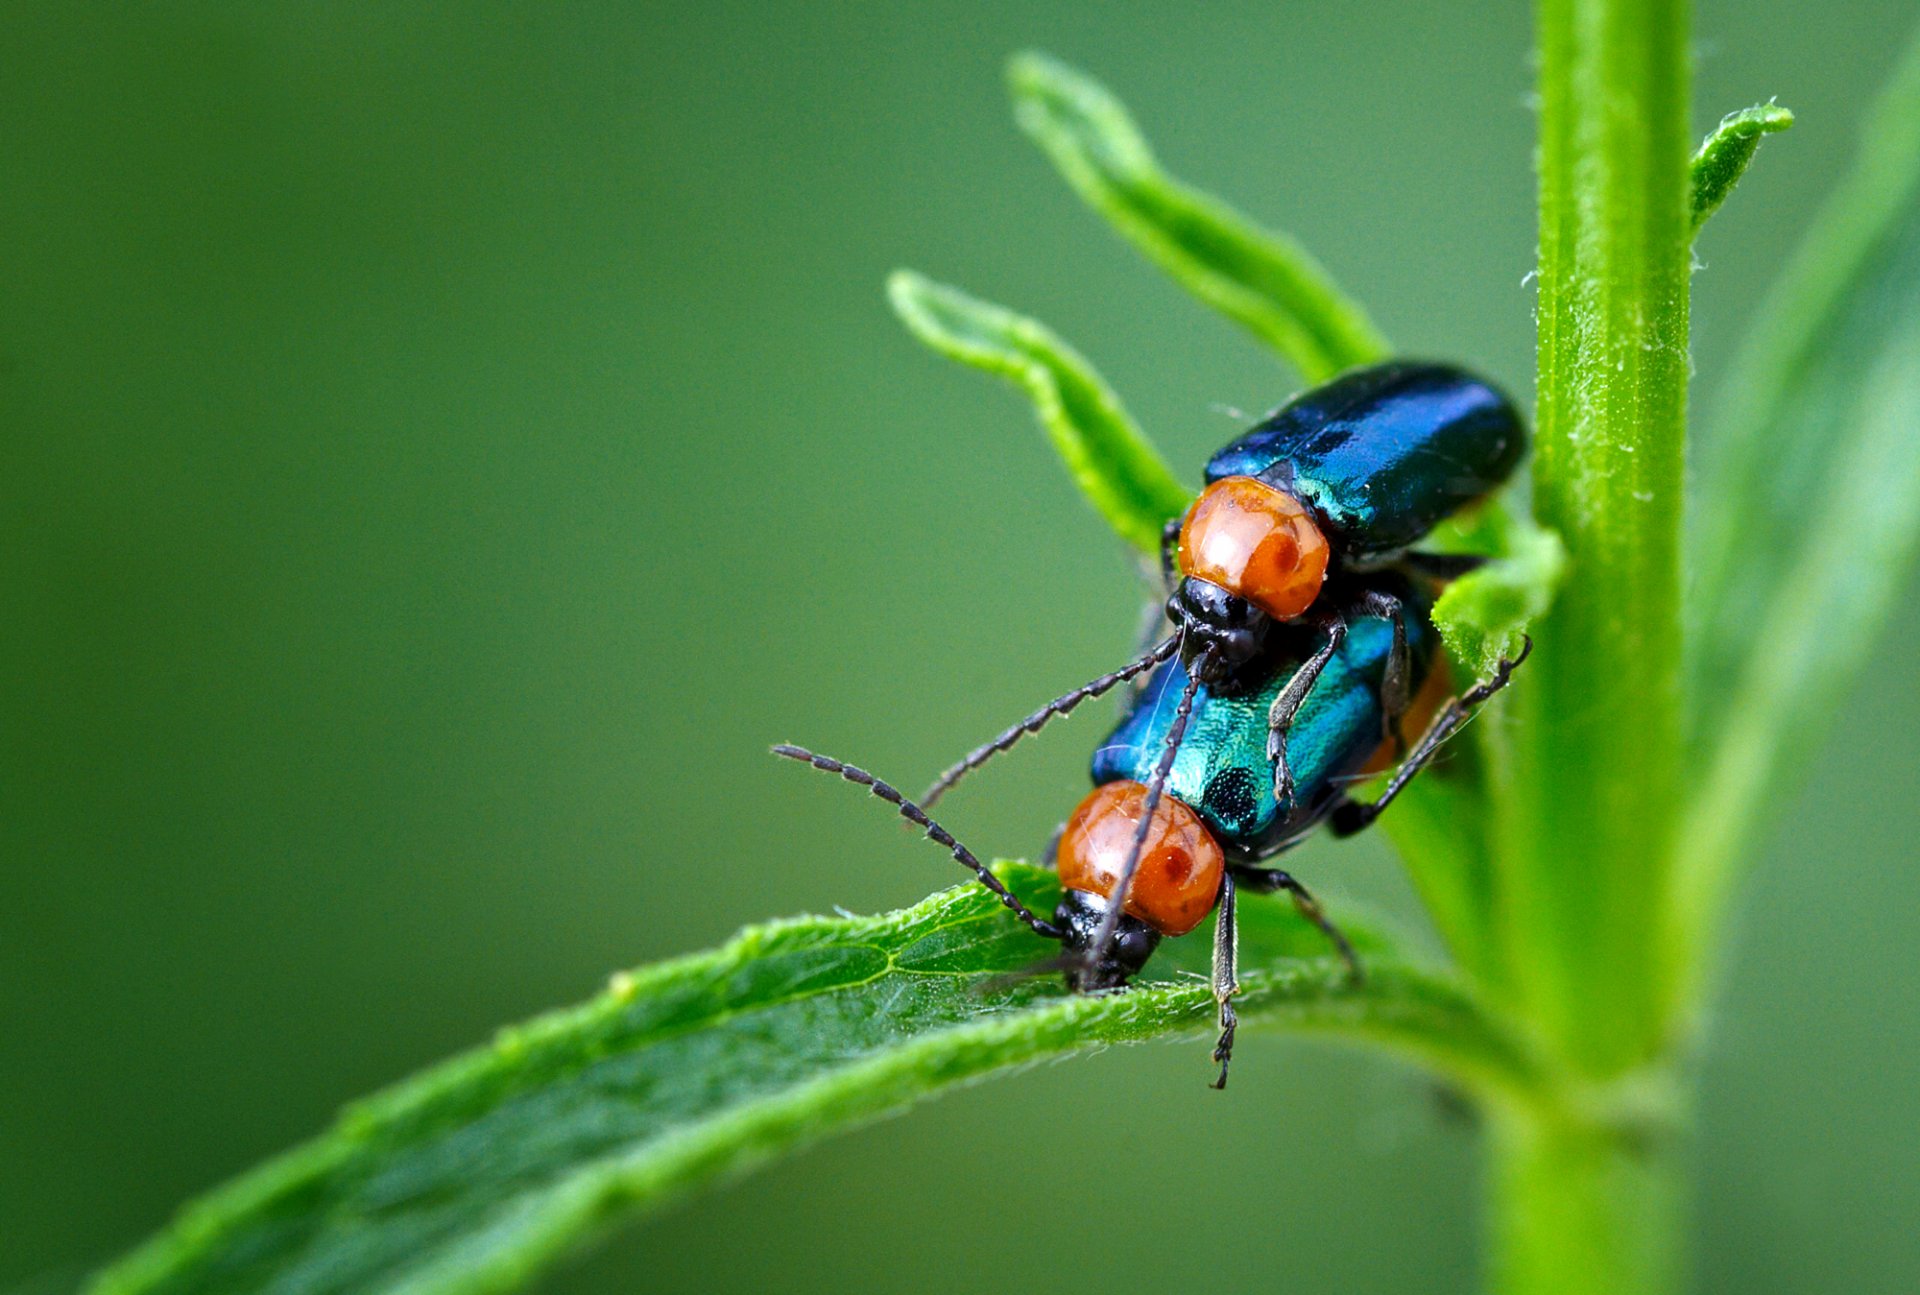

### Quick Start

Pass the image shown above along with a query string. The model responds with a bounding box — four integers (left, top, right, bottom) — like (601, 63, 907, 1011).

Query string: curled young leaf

(889, 270, 1191, 552)
(1690, 103, 1795, 233)
(1430, 506, 1569, 675)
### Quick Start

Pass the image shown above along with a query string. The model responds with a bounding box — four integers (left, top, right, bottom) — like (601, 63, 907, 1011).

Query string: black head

(1054, 888, 1161, 991)
(1166, 576, 1273, 688)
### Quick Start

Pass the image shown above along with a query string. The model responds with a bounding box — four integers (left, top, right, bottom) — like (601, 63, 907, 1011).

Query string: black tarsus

(772, 744, 1063, 939)
(1330, 634, 1534, 838)
(920, 635, 1181, 811)
(1084, 643, 1216, 973)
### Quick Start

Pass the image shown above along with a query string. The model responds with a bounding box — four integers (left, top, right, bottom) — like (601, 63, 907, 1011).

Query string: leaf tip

(1736, 101, 1795, 134)
(885, 266, 929, 307)
(1690, 101, 1798, 232)
(1005, 48, 1091, 110)
(885, 269, 1000, 363)
(1005, 49, 1151, 176)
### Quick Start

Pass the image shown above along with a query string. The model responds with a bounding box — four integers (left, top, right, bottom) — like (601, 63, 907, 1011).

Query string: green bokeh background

(5, 3, 1917, 1291)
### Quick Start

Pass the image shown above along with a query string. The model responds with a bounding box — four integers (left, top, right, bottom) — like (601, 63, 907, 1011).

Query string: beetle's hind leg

(1330, 636, 1533, 838)
(1228, 864, 1361, 984)
(1344, 587, 1411, 750)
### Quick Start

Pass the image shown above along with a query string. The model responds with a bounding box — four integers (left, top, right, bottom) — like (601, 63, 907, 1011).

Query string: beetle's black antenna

(1084, 643, 1215, 970)
(921, 635, 1181, 810)
(773, 744, 1063, 940)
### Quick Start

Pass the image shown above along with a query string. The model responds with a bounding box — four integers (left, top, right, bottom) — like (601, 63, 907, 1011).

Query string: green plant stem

(1502, 0, 1690, 1073)
(1490, 0, 1693, 1288)
(1487, 1103, 1687, 1295)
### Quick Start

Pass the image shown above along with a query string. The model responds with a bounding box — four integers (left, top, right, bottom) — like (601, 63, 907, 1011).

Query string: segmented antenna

(772, 744, 1063, 940)
(1084, 645, 1215, 969)
(921, 635, 1180, 810)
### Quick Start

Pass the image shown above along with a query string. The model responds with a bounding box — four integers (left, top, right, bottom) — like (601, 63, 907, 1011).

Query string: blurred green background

(4, 3, 1917, 1291)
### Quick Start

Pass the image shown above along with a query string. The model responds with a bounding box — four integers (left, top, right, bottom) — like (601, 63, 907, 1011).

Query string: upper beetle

(1162, 361, 1524, 802)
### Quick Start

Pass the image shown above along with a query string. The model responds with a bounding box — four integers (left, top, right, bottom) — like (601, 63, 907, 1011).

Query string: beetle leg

(1397, 550, 1490, 581)
(1159, 516, 1183, 594)
(1039, 820, 1066, 870)
(1228, 864, 1361, 983)
(1209, 873, 1240, 1090)
(1266, 612, 1346, 810)
(1346, 587, 1410, 748)
(1331, 636, 1533, 837)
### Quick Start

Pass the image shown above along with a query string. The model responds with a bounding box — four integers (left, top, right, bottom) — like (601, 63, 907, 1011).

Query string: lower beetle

(777, 573, 1527, 1086)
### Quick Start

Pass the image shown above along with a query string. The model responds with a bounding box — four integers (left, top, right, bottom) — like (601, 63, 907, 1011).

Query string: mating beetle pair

(779, 361, 1530, 1087)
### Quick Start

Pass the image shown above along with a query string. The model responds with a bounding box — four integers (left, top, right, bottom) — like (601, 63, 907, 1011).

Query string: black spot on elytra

(1203, 766, 1258, 830)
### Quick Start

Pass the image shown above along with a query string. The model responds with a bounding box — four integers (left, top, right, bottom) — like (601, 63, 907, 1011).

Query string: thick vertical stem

(1483, 0, 1695, 1288)
(1499, 0, 1692, 1074)
(1487, 1106, 1688, 1295)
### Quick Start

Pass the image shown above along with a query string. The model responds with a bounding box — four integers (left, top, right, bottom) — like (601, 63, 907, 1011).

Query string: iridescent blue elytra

(1204, 362, 1523, 559)
(1092, 586, 1438, 858)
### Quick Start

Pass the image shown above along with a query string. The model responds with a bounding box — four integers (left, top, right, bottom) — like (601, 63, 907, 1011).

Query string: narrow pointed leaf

(1681, 35, 1920, 951)
(1689, 103, 1794, 232)
(889, 270, 1190, 551)
(1007, 51, 1388, 382)
(90, 866, 1534, 1295)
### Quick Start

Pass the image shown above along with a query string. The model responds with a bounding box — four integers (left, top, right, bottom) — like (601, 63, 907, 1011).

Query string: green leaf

(1007, 51, 1389, 382)
(90, 866, 1535, 1295)
(1679, 34, 1920, 960)
(888, 270, 1191, 551)
(1430, 504, 1569, 676)
(1689, 103, 1794, 232)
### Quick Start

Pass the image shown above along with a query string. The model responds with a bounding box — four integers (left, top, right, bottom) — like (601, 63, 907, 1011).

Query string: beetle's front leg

(1265, 611, 1346, 809)
(1209, 873, 1240, 1090)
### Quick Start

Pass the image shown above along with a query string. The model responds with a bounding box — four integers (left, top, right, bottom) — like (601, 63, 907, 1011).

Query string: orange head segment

(1056, 781, 1226, 937)
(1177, 476, 1331, 621)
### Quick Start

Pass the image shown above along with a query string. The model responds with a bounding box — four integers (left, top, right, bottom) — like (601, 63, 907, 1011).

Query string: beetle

(776, 359, 1530, 1084)
(1160, 361, 1523, 805)
(776, 571, 1527, 1087)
